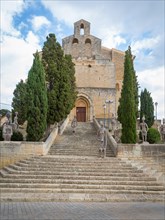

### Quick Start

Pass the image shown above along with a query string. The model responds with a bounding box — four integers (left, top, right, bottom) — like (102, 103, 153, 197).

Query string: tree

(42, 33, 77, 124)
(12, 80, 27, 124)
(56, 55, 77, 120)
(133, 71, 139, 118)
(42, 34, 63, 124)
(140, 88, 154, 128)
(117, 46, 137, 143)
(64, 55, 77, 112)
(26, 52, 48, 141)
(147, 127, 161, 143)
(0, 109, 9, 117)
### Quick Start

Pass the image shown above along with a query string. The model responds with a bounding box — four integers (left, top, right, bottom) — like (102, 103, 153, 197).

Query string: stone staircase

(49, 122, 114, 157)
(0, 122, 164, 202)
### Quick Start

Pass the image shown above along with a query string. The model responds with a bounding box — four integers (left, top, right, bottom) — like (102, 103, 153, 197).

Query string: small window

(85, 38, 91, 44)
(80, 23, 84, 35)
(72, 38, 79, 44)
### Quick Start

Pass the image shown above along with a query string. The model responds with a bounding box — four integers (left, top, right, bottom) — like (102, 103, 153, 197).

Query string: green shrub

(11, 131, 23, 141)
(147, 127, 161, 144)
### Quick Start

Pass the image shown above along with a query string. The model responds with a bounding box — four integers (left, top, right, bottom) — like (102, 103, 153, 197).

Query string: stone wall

(62, 19, 102, 59)
(93, 118, 165, 159)
(74, 60, 115, 89)
(62, 19, 125, 119)
(117, 143, 165, 159)
(0, 118, 70, 168)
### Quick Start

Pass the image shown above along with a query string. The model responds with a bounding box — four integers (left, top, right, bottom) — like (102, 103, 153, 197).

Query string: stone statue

(160, 119, 165, 142)
(2, 120, 13, 141)
(98, 121, 107, 158)
(140, 116, 148, 142)
(6, 111, 12, 124)
(111, 114, 116, 132)
(71, 116, 78, 133)
(13, 112, 19, 131)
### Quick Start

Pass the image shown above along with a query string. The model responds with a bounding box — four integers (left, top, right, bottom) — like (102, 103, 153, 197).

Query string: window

(85, 38, 91, 44)
(72, 38, 79, 44)
(80, 23, 84, 35)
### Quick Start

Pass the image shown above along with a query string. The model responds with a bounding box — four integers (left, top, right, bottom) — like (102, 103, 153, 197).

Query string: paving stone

(0, 202, 165, 220)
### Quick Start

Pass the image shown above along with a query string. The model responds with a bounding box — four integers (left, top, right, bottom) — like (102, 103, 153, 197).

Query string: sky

(0, 0, 165, 120)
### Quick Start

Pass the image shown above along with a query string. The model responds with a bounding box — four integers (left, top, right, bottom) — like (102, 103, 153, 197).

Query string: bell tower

(62, 19, 101, 59)
(74, 19, 90, 36)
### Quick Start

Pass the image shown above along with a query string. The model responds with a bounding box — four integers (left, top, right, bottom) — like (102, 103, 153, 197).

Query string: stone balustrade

(93, 117, 165, 159)
(0, 117, 70, 168)
(93, 117, 118, 156)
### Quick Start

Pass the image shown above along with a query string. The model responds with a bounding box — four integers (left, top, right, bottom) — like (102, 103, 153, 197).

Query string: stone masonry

(0, 122, 164, 202)
(62, 19, 125, 121)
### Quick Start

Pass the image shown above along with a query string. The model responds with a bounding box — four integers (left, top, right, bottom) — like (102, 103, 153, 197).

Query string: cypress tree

(140, 88, 154, 128)
(62, 55, 77, 113)
(26, 52, 48, 141)
(12, 79, 27, 124)
(42, 34, 77, 124)
(42, 33, 63, 124)
(133, 70, 139, 118)
(117, 46, 137, 143)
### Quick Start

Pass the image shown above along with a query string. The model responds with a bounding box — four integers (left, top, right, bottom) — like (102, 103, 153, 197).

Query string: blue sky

(1, 0, 165, 119)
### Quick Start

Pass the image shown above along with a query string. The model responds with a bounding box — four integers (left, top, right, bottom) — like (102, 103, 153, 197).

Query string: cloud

(99, 27, 126, 49)
(137, 66, 165, 119)
(131, 36, 160, 55)
(1, 0, 164, 120)
(0, 0, 25, 36)
(31, 16, 51, 32)
(0, 1, 42, 109)
(1, 32, 41, 108)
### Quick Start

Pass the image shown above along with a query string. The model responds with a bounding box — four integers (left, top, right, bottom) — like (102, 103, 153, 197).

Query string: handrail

(93, 117, 118, 156)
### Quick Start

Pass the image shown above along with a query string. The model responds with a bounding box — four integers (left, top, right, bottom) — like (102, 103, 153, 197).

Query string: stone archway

(75, 94, 93, 122)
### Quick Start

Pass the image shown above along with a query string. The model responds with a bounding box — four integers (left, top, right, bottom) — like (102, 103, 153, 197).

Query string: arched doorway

(75, 95, 91, 122)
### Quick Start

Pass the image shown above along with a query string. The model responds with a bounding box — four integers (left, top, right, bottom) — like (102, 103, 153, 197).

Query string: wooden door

(76, 107, 86, 122)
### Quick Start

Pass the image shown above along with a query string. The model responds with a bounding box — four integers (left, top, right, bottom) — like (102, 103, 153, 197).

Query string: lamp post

(155, 102, 158, 121)
(103, 103, 106, 127)
(105, 100, 113, 129)
(0, 114, 2, 127)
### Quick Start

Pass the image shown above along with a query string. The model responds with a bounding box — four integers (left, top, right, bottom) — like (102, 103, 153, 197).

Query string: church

(62, 19, 125, 122)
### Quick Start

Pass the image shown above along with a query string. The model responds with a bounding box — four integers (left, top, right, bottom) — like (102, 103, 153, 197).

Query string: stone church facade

(62, 19, 125, 122)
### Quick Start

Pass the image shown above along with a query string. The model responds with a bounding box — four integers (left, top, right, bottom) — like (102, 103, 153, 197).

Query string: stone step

(11, 165, 137, 171)
(49, 150, 114, 154)
(1, 192, 164, 202)
(0, 174, 157, 182)
(49, 152, 113, 156)
(0, 187, 164, 195)
(3, 168, 148, 177)
(8, 165, 142, 172)
(14, 161, 134, 168)
(1, 122, 164, 202)
(25, 157, 124, 163)
(7, 168, 143, 174)
(50, 147, 113, 151)
(0, 178, 161, 186)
